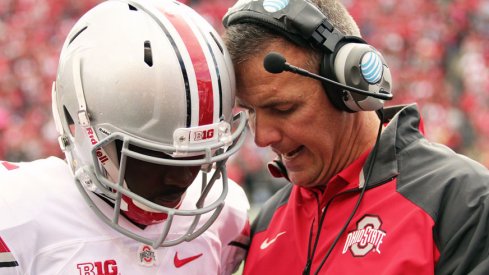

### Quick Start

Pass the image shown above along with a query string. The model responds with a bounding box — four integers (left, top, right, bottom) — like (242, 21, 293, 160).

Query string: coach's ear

(267, 158, 289, 181)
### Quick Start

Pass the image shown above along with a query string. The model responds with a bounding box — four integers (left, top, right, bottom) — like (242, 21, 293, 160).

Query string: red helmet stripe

(162, 9, 214, 126)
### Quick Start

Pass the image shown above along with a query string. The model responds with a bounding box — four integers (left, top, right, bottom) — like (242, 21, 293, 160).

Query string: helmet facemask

(71, 116, 246, 247)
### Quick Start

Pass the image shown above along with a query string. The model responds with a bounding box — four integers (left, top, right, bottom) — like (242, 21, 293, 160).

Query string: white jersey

(0, 157, 249, 275)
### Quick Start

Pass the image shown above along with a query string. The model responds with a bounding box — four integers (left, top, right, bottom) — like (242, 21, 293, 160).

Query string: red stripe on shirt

(0, 237, 11, 253)
(1, 162, 19, 171)
(161, 9, 214, 126)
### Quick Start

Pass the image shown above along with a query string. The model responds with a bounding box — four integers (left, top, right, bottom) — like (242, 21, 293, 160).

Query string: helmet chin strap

(120, 192, 171, 225)
(68, 54, 127, 195)
(51, 81, 76, 171)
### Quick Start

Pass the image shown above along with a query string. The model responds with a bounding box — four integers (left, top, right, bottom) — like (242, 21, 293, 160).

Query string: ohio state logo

(342, 215, 386, 257)
(137, 244, 157, 267)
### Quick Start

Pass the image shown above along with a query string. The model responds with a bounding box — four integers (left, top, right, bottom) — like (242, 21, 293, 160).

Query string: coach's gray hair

(223, 0, 361, 68)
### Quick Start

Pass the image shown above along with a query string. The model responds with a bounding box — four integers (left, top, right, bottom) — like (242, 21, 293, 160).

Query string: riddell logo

(342, 215, 386, 257)
(86, 128, 109, 164)
(77, 260, 118, 275)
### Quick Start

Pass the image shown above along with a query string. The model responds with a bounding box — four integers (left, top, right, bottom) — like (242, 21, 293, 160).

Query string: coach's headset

(223, 0, 393, 114)
(223, 0, 393, 180)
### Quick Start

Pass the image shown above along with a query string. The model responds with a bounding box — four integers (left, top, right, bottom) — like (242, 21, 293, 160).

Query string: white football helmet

(51, 0, 247, 247)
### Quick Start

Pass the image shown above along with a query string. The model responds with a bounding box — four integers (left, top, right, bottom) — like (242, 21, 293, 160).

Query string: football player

(0, 0, 249, 274)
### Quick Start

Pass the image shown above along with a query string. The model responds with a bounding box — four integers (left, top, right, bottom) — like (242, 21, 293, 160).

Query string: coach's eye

(273, 105, 295, 114)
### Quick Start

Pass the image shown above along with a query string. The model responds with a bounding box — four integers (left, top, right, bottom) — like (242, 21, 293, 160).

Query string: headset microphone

(263, 52, 393, 101)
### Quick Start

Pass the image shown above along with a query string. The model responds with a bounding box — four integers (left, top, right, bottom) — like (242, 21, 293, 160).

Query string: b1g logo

(77, 260, 118, 275)
(342, 215, 387, 257)
(193, 129, 214, 141)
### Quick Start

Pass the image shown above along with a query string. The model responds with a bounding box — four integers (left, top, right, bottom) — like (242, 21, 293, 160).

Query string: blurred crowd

(1, 0, 488, 205)
(346, 0, 489, 167)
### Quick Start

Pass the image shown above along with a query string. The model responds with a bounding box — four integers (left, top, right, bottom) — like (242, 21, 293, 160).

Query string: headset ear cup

(334, 43, 390, 112)
(319, 53, 353, 112)
(320, 41, 391, 112)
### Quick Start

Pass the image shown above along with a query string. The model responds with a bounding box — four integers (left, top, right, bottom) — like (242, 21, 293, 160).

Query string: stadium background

(1, 0, 489, 220)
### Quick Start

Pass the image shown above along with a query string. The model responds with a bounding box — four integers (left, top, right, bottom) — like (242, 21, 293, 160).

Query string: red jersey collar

(334, 148, 372, 190)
